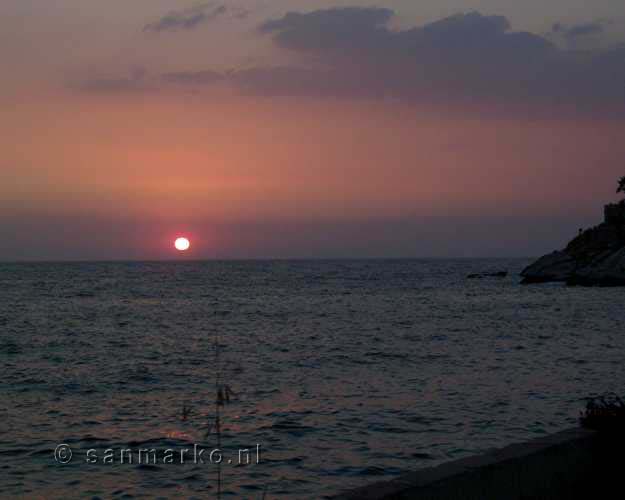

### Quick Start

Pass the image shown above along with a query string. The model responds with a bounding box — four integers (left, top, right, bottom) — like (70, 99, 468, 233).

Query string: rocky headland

(521, 199, 625, 286)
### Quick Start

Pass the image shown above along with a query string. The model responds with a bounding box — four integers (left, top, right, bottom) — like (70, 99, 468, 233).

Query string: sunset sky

(2, 0, 625, 260)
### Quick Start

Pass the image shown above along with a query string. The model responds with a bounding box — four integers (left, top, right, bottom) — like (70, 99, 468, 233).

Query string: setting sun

(174, 237, 190, 251)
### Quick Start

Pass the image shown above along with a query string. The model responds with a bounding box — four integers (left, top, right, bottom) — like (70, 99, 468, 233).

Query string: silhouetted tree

(618, 176, 625, 195)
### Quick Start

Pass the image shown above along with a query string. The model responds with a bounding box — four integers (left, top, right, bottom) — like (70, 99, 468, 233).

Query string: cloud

(259, 7, 394, 52)
(77, 8, 625, 116)
(566, 22, 604, 39)
(77, 68, 226, 94)
(230, 66, 360, 97)
(552, 21, 605, 40)
(259, 9, 549, 57)
(233, 9, 250, 20)
(80, 78, 146, 93)
(567, 22, 604, 38)
(144, 2, 228, 33)
(250, 8, 625, 113)
(78, 68, 152, 93)
(162, 70, 224, 85)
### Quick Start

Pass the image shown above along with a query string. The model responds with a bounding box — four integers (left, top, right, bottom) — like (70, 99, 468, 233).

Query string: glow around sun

(174, 237, 190, 251)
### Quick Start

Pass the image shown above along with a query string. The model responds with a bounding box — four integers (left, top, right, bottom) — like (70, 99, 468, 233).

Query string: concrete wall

(334, 428, 623, 499)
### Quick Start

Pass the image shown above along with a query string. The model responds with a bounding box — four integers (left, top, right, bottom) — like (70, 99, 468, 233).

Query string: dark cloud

(230, 66, 363, 98)
(552, 21, 605, 39)
(259, 7, 394, 52)
(79, 8, 625, 115)
(567, 22, 604, 38)
(78, 69, 226, 94)
(144, 2, 227, 33)
(80, 78, 146, 93)
(158, 66, 355, 96)
(259, 10, 548, 57)
(78, 68, 151, 93)
(162, 70, 224, 85)
(250, 8, 625, 113)
(233, 9, 250, 20)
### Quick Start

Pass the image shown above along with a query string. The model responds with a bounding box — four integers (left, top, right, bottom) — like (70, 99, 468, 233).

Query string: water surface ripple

(1, 260, 624, 498)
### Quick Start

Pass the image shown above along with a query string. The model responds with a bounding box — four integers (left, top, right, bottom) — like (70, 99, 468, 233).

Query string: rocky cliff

(521, 213, 625, 286)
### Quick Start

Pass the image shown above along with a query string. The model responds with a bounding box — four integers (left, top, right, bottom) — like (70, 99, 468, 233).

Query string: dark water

(1, 260, 624, 499)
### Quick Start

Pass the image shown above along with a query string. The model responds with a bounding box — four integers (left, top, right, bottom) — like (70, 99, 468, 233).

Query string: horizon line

(0, 256, 536, 264)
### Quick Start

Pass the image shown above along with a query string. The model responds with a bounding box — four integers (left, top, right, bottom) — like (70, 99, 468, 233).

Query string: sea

(1, 259, 624, 499)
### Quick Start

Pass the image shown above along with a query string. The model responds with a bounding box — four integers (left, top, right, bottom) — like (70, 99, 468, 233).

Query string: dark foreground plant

(199, 312, 267, 499)
(581, 392, 625, 430)
(206, 323, 234, 499)
(617, 176, 625, 196)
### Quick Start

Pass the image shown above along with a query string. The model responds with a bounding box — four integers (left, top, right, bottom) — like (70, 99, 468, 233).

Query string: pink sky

(1, 1, 624, 259)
